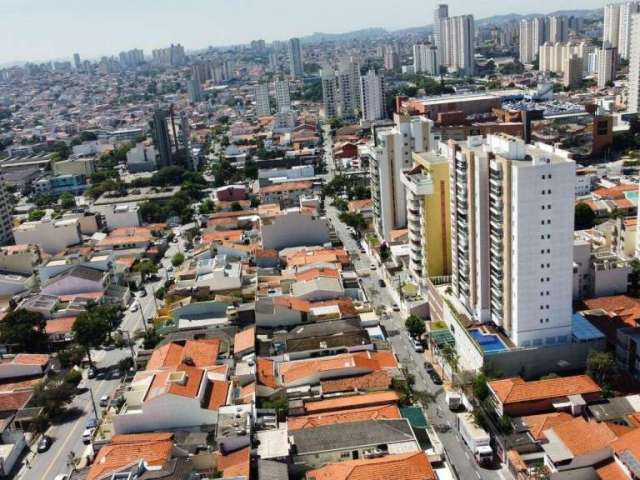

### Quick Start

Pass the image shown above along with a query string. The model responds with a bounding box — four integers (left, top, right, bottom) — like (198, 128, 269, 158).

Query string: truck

(445, 391, 462, 411)
(457, 413, 493, 467)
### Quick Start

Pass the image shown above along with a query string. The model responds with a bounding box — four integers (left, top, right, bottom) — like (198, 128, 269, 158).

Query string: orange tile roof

(202, 230, 244, 244)
(593, 184, 637, 200)
(611, 426, 640, 460)
(305, 452, 436, 480)
(348, 199, 373, 212)
(0, 391, 32, 412)
(97, 235, 151, 247)
(0, 378, 39, 393)
(257, 358, 277, 388)
(548, 417, 617, 456)
(596, 461, 629, 480)
(521, 412, 573, 441)
(207, 380, 230, 411)
(321, 370, 392, 394)
(146, 366, 204, 401)
(109, 227, 153, 238)
(261, 180, 313, 194)
(12, 353, 50, 366)
(304, 391, 400, 414)
(284, 248, 349, 268)
(217, 447, 250, 478)
(581, 295, 640, 327)
(146, 339, 220, 370)
(58, 291, 105, 302)
(295, 268, 340, 282)
(238, 382, 256, 404)
(234, 326, 255, 356)
(288, 404, 401, 431)
(87, 433, 174, 480)
(489, 375, 601, 405)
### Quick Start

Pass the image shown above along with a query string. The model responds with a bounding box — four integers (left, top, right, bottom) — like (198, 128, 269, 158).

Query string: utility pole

(88, 386, 99, 420)
(138, 303, 148, 333)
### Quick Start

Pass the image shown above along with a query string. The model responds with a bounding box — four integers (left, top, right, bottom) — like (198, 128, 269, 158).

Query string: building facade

(360, 69, 385, 122)
(440, 15, 475, 76)
(288, 38, 304, 78)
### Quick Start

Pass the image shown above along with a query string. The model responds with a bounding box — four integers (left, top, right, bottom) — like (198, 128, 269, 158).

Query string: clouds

(0, 0, 606, 64)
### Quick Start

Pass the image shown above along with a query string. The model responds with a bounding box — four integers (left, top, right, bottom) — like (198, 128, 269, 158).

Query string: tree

(405, 315, 426, 338)
(133, 259, 158, 281)
(59, 192, 76, 210)
(32, 379, 76, 418)
(57, 345, 87, 369)
(472, 372, 490, 401)
(28, 209, 46, 221)
(199, 199, 215, 215)
(587, 350, 616, 386)
(0, 309, 48, 353)
(142, 328, 162, 350)
(172, 253, 185, 267)
(575, 203, 596, 230)
(442, 345, 460, 388)
(339, 212, 366, 232)
(231, 201, 243, 212)
(72, 313, 111, 365)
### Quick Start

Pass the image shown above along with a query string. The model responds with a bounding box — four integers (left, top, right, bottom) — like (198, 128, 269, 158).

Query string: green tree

(231, 201, 243, 211)
(142, 328, 162, 349)
(133, 259, 158, 281)
(405, 315, 426, 338)
(339, 212, 366, 232)
(244, 159, 258, 179)
(472, 373, 490, 401)
(199, 199, 215, 215)
(574, 203, 596, 230)
(28, 209, 46, 221)
(72, 313, 111, 365)
(59, 192, 76, 210)
(32, 379, 76, 418)
(57, 345, 87, 369)
(586, 350, 616, 386)
(172, 253, 185, 267)
(0, 309, 48, 353)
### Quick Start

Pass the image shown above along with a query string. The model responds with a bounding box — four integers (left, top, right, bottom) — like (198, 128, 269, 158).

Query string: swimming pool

(469, 329, 509, 354)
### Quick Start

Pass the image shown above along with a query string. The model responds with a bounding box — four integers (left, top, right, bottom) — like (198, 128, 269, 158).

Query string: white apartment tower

(288, 38, 304, 79)
(360, 69, 386, 122)
(519, 17, 545, 63)
(433, 4, 449, 65)
(548, 16, 569, 44)
(337, 59, 361, 120)
(447, 134, 576, 347)
(368, 115, 431, 242)
(619, 2, 640, 59)
(598, 46, 617, 88)
(274, 80, 291, 112)
(440, 15, 475, 76)
(255, 83, 271, 117)
(628, 13, 640, 112)
(320, 68, 339, 119)
(413, 44, 439, 74)
(604, 3, 622, 50)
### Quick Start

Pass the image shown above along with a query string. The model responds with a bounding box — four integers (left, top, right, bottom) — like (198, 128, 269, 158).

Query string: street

(326, 184, 509, 480)
(13, 244, 178, 480)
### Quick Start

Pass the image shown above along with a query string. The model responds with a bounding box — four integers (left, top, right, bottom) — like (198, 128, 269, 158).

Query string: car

(95, 369, 105, 380)
(136, 289, 147, 297)
(82, 428, 94, 445)
(85, 417, 98, 429)
(430, 371, 443, 385)
(370, 263, 377, 270)
(424, 362, 434, 373)
(392, 304, 400, 312)
(129, 302, 139, 312)
(110, 369, 121, 380)
(412, 339, 424, 353)
(87, 367, 97, 379)
(99, 395, 109, 408)
(54, 475, 69, 480)
(378, 279, 386, 288)
(37, 435, 52, 453)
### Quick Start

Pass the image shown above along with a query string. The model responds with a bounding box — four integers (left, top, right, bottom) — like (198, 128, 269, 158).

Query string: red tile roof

(304, 391, 400, 414)
(217, 447, 250, 478)
(288, 404, 401, 430)
(548, 417, 616, 456)
(234, 326, 255, 356)
(489, 375, 601, 405)
(321, 370, 392, 394)
(305, 452, 436, 480)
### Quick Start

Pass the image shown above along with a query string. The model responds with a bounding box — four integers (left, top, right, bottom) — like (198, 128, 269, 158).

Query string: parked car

(412, 339, 424, 353)
(87, 367, 97, 379)
(392, 304, 400, 312)
(85, 417, 98, 429)
(430, 370, 443, 385)
(99, 395, 109, 408)
(110, 369, 121, 380)
(95, 369, 105, 380)
(82, 428, 94, 445)
(137, 289, 147, 297)
(129, 302, 139, 312)
(424, 362, 434, 373)
(37, 435, 52, 453)
(378, 279, 386, 288)
(370, 263, 377, 270)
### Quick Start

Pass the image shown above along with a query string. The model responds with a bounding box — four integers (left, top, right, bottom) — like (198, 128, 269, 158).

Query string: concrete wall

(262, 213, 330, 251)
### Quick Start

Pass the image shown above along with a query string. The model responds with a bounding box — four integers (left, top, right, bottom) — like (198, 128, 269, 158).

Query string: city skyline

(1, 0, 606, 65)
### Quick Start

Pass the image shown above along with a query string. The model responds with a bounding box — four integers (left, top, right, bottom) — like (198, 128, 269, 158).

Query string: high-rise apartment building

(519, 17, 546, 63)
(604, 2, 640, 59)
(628, 13, 640, 112)
(73, 53, 81, 70)
(447, 134, 575, 347)
(187, 79, 203, 103)
(150, 109, 173, 168)
(433, 4, 449, 65)
(383, 46, 400, 71)
(604, 3, 623, 50)
(401, 147, 451, 289)
(152, 44, 185, 66)
(320, 68, 339, 119)
(0, 180, 13, 247)
(413, 44, 439, 74)
(538, 41, 594, 75)
(359, 69, 386, 122)
(598, 46, 617, 88)
(367, 115, 431, 242)
(439, 15, 475, 76)
(255, 83, 271, 117)
(548, 16, 569, 43)
(563, 54, 583, 89)
(274, 80, 291, 113)
(288, 38, 304, 78)
(337, 60, 361, 120)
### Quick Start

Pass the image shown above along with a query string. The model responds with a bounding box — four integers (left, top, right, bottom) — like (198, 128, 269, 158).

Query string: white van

(82, 428, 94, 445)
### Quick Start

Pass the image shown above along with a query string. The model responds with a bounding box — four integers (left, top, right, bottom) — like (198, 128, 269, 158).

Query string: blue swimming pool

(470, 329, 509, 354)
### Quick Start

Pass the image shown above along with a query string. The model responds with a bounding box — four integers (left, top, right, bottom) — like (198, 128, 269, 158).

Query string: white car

(370, 263, 377, 270)
(129, 302, 139, 312)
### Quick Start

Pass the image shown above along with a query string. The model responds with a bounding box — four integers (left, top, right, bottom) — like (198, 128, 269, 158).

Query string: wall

(262, 213, 330, 251)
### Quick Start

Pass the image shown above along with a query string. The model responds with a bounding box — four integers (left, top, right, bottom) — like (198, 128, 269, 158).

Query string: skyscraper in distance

(360, 69, 386, 122)
(73, 53, 81, 70)
(288, 38, 304, 79)
(628, 13, 640, 112)
(274, 79, 291, 112)
(440, 14, 475, 76)
(320, 68, 338, 119)
(150, 109, 173, 168)
(433, 4, 449, 66)
(255, 83, 271, 117)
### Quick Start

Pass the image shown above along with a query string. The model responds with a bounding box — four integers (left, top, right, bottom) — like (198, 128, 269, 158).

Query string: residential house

(13, 218, 82, 254)
(305, 452, 436, 480)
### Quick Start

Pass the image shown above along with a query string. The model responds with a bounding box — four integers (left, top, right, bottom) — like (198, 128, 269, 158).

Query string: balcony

(402, 170, 433, 196)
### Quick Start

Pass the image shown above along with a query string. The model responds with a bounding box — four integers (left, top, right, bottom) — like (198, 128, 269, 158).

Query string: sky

(0, 0, 607, 65)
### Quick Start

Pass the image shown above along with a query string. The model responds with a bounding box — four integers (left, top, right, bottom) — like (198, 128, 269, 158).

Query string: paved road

(327, 203, 510, 480)
(14, 243, 182, 480)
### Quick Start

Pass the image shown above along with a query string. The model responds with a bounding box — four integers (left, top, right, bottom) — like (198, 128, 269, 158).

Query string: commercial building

(255, 83, 271, 117)
(439, 14, 475, 76)
(447, 134, 576, 347)
(366, 114, 431, 242)
(359, 69, 385, 122)
(401, 149, 450, 289)
(288, 38, 304, 78)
